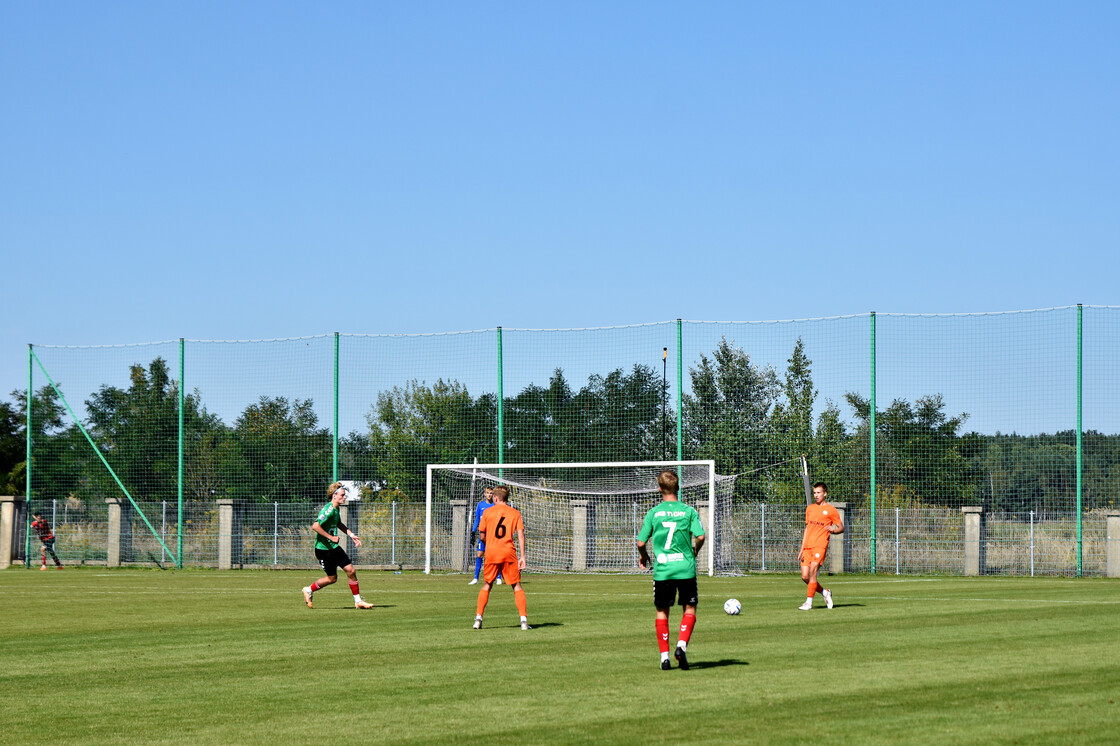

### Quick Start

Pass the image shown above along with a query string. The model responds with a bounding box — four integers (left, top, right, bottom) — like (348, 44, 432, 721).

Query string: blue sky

(3, 2, 1118, 431)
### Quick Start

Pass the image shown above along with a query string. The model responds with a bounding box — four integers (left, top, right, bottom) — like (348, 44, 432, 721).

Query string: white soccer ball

(723, 598, 741, 615)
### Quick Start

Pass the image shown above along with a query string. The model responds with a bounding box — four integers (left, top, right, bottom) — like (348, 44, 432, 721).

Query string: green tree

(0, 397, 23, 494)
(235, 396, 332, 502)
(505, 365, 667, 465)
(844, 392, 973, 508)
(9, 385, 89, 500)
(768, 338, 818, 501)
(367, 380, 496, 500)
(683, 337, 780, 500)
(85, 359, 184, 502)
(84, 358, 220, 503)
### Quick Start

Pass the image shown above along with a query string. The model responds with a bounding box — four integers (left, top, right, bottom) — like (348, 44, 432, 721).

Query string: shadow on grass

(828, 603, 864, 609)
(689, 659, 749, 669)
(317, 604, 397, 610)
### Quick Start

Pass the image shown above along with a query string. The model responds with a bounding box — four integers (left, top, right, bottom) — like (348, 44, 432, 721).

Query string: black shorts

(653, 577, 699, 609)
(315, 546, 352, 577)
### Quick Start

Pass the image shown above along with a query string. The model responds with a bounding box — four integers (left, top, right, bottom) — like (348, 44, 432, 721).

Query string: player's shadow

(689, 659, 748, 669)
(526, 622, 562, 629)
(829, 603, 863, 608)
(340, 604, 396, 610)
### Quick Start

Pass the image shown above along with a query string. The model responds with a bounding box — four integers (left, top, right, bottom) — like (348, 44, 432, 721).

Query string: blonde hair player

(302, 482, 374, 609)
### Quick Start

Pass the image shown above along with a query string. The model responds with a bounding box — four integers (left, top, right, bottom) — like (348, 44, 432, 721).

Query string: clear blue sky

(3, 2, 1118, 426)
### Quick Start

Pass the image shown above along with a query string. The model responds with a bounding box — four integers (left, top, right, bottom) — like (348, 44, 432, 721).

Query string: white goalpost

(424, 460, 734, 576)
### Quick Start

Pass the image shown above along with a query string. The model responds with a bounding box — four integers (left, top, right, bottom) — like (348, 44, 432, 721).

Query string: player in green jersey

(637, 470, 705, 670)
(302, 482, 374, 609)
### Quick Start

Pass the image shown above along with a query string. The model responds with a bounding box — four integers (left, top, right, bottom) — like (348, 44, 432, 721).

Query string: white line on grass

(846, 595, 1120, 605)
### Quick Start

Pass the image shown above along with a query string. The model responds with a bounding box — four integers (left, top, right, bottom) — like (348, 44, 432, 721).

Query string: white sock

(520, 616, 527, 623)
(677, 641, 687, 652)
(660, 651, 670, 663)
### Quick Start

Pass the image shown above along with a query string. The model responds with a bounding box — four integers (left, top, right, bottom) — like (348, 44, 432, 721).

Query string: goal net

(424, 460, 737, 575)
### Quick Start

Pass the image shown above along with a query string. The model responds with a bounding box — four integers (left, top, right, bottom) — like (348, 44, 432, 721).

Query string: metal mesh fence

(20, 498, 1115, 576)
(12, 306, 1120, 575)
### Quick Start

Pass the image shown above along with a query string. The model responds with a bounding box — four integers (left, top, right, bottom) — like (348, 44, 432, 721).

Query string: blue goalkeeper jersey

(472, 499, 494, 533)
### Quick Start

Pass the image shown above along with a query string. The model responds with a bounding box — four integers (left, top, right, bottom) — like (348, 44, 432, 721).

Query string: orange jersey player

(799, 481, 843, 610)
(473, 485, 529, 630)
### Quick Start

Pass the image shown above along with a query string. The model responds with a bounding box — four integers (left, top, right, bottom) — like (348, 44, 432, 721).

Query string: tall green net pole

(497, 326, 504, 470)
(24, 344, 33, 568)
(869, 312, 877, 573)
(333, 332, 340, 483)
(1076, 304, 1082, 577)
(177, 338, 184, 569)
(676, 319, 683, 462)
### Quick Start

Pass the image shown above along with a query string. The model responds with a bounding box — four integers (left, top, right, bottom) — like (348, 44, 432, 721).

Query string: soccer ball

(723, 598, 741, 615)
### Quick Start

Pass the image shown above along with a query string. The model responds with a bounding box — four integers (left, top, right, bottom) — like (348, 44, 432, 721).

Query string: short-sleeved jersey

(638, 500, 705, 581)
(472, 499, 494, 533)
(803, 502, 842, 549)
(477, 503, 524, 564)
(314, 502, 341, 551)
(31, 518, 54, 541)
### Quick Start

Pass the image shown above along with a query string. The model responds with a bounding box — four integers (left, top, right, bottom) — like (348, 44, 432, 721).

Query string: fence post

(273, 502, 279, 566)
(496, 327, 504, 470)
(217, 499, 243, 570)
(1105, 510, 1120, 578)
(177, 338, 184, 570)
(676, 319, 683, 462)
(24, 345, 32, 567)
(1076, 304, 1083, 577)
(1029, 510, 1035, 577)
(895, 506, 900, 575)
(869, 311, 877, 573)
(333, 332, 340, 483)
(344, 501, 360, 564)
(962, 506, 985, 576)
(391, 501, 397, 566)
(571, 499, 591, 571)
(0, 495, 27, 569)
(829, 502, 849, 575)
(106, 497, 124, 567)
(161, 500, 167, 564)
(760, 503, 766, 572)
(450, 499, 469, 572)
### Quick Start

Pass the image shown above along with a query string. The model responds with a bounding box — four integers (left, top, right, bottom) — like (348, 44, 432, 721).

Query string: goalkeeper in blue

(469, 487, 502, 585)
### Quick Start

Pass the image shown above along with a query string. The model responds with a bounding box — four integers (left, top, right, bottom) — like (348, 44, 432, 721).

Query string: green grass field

(3, 569, 1118, 745)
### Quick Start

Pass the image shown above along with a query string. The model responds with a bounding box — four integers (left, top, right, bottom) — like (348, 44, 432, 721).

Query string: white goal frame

(424, 460, 717, 575)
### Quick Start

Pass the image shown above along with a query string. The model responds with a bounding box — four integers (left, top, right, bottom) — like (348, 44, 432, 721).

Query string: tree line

(2, 339, 1117, 512)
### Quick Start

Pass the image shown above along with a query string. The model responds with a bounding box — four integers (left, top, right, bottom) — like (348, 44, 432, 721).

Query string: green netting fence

(11, 305, 1120, 575)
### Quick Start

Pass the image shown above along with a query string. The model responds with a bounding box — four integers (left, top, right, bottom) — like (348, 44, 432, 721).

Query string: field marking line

(846, 595, 1120, 605)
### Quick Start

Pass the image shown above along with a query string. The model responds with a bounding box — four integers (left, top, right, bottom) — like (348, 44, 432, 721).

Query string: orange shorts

(800, 546, 828, 566)
(483, 559, 521, 586)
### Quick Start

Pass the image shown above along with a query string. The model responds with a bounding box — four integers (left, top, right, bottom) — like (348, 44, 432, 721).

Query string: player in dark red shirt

(31, 511, 62, 570)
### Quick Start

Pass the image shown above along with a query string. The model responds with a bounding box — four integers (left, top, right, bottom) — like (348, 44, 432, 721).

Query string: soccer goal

(424, 460, 737, 576)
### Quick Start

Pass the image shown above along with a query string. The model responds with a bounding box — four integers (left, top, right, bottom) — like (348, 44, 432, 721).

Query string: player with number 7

(636, 470, 706, 670)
